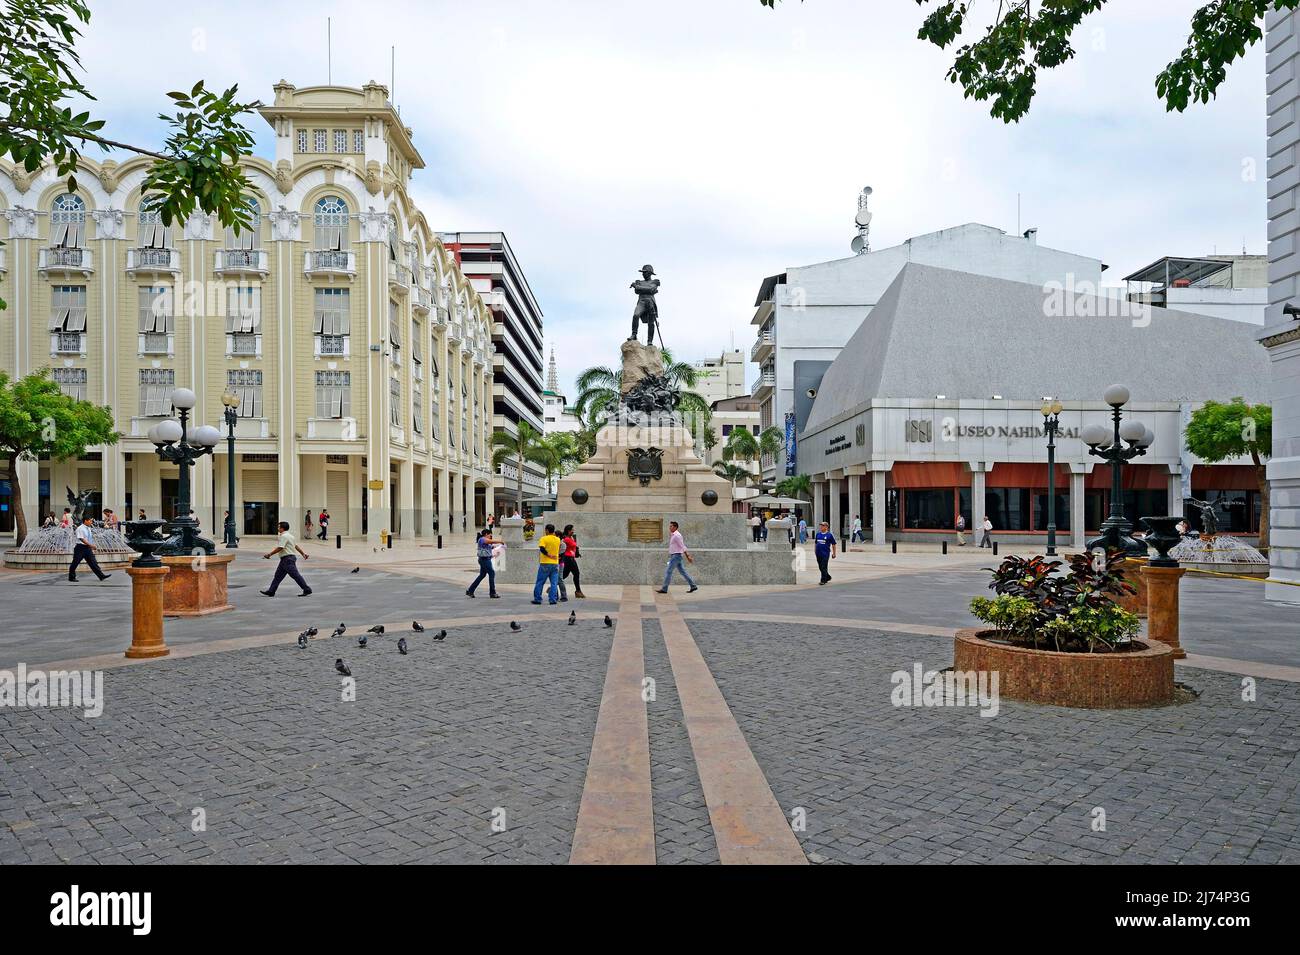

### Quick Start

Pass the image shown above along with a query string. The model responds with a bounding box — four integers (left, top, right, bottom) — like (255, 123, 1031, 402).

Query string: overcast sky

(79, 0, 1265, 400)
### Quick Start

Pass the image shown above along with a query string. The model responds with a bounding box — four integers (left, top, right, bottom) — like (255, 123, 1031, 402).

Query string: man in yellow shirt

(531, 523, 562, 605)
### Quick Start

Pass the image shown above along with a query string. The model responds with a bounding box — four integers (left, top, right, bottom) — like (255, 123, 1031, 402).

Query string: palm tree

(758, 426, 784, 465)
(712, 460, 752, 494)
(491, 421, 548, 511)
(775, 473, 812, 505)
(533, 432, 584, 493)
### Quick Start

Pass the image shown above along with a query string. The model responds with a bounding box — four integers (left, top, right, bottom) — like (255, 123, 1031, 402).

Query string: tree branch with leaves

(759, 0, 1296, 122)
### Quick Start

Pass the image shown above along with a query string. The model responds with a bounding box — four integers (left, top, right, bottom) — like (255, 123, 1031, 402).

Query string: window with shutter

(390, 377, 401, 427)
(333, 129, 347, 153)
(353, 129, 364, 153)
(50, 285, 88, 335)
(315, 371, 350, 419)
(314, 287, 350, 337)
(297, 129, 308, 153)
(226, 287, 261, 334)
(138, 368, 175, 417)
(313, 128, 327, 152)
(314, 196, 349, 259)
(226, 370, 263, 418)
(52, 368, 87, 401)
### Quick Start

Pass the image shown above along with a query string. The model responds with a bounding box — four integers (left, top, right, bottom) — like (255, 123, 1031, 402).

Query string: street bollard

(942, 541, 948, 555)
(993, 542, 999, 555)
(336, 534, 341, 549)
(891, 540, 897, 554)
(437, 534, 443, 549)
(388, 533, 394, 549)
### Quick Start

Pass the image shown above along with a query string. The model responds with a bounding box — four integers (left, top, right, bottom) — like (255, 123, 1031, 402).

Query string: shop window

(1033, 492, 1071, 532)
(1122, 490, 1170, 529)
(1187, 489, 1251, 533)
(985, 487, 1030, 531)
(903, 488, 954, 529)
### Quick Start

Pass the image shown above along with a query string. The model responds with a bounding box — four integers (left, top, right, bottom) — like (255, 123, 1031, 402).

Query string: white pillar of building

(437, 465, 451, 536)
(812, 479, 825, 527)
(1070, 465, 1088, 551)
(399, 457, 415, 538)
(484, 478, 495, 523)
(463, 473, 474, 531)
(871, 469, 887, 546)
(133, 454, 163, 519)
(970, 462, 988, 547)
(1262, 7, 1300, 602)
(828, 473, 843, 541)
(846, 471, 862, 541)
(419, 463, 436, 538)
(301, 454, 326, 533)
(101, 447, 127, 517)
(17, 459, 40, 531)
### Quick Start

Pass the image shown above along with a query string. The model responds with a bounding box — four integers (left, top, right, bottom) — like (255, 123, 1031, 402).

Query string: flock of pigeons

(297, 610, 615, 677)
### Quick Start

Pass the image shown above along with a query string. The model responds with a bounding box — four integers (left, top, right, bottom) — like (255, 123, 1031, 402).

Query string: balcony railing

(750, 327, 775, 362)
(751, 369, 776, 394)
(126, 247, 180, 275)
(230, 333, 259, 356)
(214, 248, 269, 275)
(54, 332, 85, 355)
(38, 247, 94, 275)
(140, 332, 171, 355)
(387, 261, 412, 294)
(304, 249, 356, 278)
(413, 285, 433, 313)
(315, 334, 349, 357)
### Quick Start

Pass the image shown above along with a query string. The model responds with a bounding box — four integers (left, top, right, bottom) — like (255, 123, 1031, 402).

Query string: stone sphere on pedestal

(701, 489, 718, 506)
(571, 488, 589, 505)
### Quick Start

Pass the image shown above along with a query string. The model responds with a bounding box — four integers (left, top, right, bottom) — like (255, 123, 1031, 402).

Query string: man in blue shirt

(814, 520, 836, 585)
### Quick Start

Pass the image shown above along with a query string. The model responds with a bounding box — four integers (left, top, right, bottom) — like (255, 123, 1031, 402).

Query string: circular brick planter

(954, 628, 1174, 708)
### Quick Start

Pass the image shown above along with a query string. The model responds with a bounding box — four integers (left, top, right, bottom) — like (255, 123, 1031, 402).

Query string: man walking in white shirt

(68, 515, 111, 582)
(656, 520, 698, 594)
(260, 521, 312, 597)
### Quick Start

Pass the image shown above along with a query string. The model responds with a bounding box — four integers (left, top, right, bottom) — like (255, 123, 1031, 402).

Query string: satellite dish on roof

(850, 235, 865, 254)
(855, 209, 872, 227)
(863, 186, 873, 196)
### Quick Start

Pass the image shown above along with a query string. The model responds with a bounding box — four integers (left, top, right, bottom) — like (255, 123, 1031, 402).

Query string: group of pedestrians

(303, 509, 331, 541)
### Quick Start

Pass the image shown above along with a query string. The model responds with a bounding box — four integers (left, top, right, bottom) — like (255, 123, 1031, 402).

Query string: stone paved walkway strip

(655, 593, 807, 865)
(569, 586, 655, 864)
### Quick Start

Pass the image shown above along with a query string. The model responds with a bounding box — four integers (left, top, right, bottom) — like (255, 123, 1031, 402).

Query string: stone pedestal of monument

(161, 553, 234, 617)
(498, 341, 794, 586)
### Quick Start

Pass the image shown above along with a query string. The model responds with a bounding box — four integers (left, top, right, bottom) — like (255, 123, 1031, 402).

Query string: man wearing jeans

(260, 521, 312, 597)
(531, 523, 562, 605)
(656, 520, 698, 594)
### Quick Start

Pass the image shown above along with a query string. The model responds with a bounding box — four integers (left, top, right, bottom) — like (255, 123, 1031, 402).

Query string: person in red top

(560, 523, 585, 599)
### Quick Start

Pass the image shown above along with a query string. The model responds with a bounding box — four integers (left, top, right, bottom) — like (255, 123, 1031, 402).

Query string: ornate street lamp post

(1040, 398, 1063, 555)
(147, 388, 221, 556)
(1082, 383, 1154, 557)
(220, 391, 240, 549)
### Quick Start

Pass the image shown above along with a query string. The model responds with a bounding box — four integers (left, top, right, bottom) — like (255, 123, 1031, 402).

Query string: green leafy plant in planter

(970, 549, 1139, 652)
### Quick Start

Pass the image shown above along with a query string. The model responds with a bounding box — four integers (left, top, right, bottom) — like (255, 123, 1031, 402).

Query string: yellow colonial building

(0, 80, 497, 543)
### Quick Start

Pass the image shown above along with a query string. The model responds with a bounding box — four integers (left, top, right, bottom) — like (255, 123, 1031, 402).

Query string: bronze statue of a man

(629, 264, 660, 345)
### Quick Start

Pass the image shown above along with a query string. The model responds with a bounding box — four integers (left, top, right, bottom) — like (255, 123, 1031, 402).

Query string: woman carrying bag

(560, 524, 585, 599)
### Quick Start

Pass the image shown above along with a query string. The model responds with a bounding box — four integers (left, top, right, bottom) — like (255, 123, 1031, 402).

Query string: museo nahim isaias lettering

(50, 886, 151, 936)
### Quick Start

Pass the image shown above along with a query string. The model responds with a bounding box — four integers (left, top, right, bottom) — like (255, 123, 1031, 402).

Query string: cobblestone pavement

(0, 617, 611, 864)
(641, 621, 718, 864)
(0, 553, 550, 669)
(688, 568, 1300, 668)
(3, 576, 1299, 864)
(692, 620, 1300, 864)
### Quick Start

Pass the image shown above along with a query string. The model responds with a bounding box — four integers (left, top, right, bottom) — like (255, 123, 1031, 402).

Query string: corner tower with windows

(0, 80, 497, 542)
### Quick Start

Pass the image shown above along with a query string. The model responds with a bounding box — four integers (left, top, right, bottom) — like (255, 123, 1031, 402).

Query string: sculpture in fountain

(1168, 497, 1269, 576)
(4, 489, 137, 570)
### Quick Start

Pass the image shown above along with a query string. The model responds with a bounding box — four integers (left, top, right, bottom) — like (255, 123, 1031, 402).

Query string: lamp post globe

(1103, 383, 1131, 408)
(1086, 386, 1149, 556)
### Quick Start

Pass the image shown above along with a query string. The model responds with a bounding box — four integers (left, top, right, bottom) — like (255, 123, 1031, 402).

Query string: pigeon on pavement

(397, 637, 408, 655)
(358, 634, 369, 649)
(335, 659, 351, 676)
(297, 632, 309, 649)
(604, 615, 613, 628)
(433, 629, 447, 641)
(304, 627, 319, 637)
(351, 567, 360, 574)
(510, 621, 522, 632)
(568, 611, 576, 626)
(367, 625, 385, 635)
(412, 621, 424, 632)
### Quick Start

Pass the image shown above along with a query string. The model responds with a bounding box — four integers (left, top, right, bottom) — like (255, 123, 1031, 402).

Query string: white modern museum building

(796, 263, 1271, 549)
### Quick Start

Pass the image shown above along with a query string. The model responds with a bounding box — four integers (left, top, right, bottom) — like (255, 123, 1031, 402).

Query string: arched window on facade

(314, 196, 349, 267)
(51, 193, 86, 248)
(225, 197, 261, 251)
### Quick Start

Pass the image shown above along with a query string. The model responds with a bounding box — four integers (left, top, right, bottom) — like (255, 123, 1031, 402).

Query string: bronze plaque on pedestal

(627, 518, 664, 543)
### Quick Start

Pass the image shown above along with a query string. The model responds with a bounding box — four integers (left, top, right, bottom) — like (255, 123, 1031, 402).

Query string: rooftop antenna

(851, 186, 873, 255)
(391, 46, 396, 109)
(327, 18, 332, 83)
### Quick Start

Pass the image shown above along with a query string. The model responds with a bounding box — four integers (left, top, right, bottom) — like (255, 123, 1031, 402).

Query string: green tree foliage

(0, 1, 258, 309)
(758, 0, 1296, 122)
(1185, 398, 1272, 548)
(0, 370, 119, 545)
(574, 348, 713, 437)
